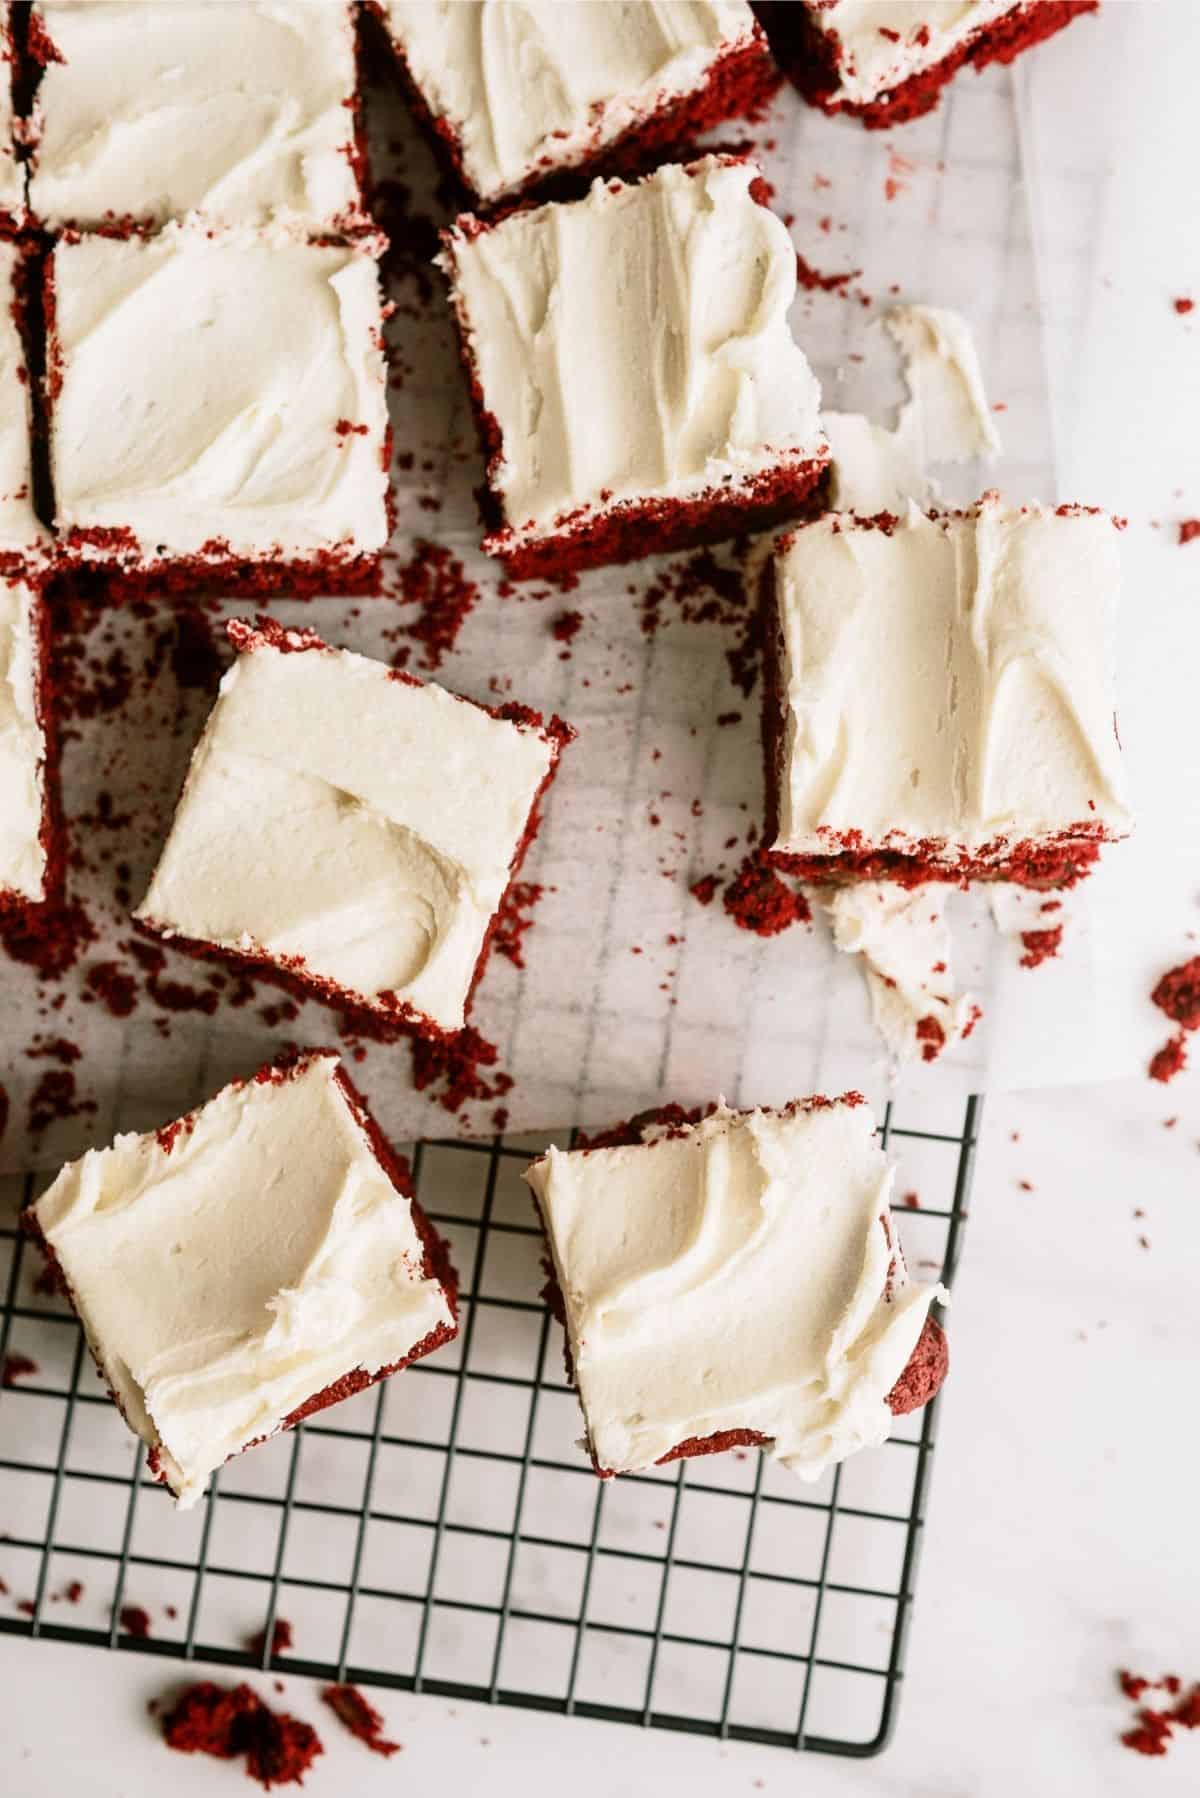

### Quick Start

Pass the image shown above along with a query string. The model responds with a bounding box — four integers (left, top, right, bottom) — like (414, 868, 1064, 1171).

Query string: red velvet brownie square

(439, 154, 830, 580)
(46, 225, 391, 598)
(26, 0, 369, 233)
(762, 498, 1133, 889)
(526, 1096, 947, 1481)
(135, 618, 572, 1040)
(371, 0, 776, 207)
(27, 1052, 458, 1509)
(756, 0, 1098, 129)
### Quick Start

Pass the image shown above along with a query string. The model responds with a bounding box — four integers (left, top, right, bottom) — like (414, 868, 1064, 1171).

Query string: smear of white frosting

(32, 1055, 456, 1509)
(383, 0, 759, 203)
(526, 1099, 943, 1480)
(50, 224, 390, 563)
(440, 156, 827, 548)
(29, 0, 364, 229)
(0, 5, 22, 214)
(816, 1, 1017, 106)
(136, 625, 558, 1032)
(826, 883, 976, 1065)
(771, 496, 1133, 865)
(826, 303, 1000, 511)
(0, 581, 46, 901)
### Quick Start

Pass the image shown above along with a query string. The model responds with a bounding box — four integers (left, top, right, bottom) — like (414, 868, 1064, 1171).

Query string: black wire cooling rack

(0, 1096, 979, 1759)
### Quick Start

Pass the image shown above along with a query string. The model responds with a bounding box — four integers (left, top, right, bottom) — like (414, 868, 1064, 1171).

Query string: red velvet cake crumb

(119, 1604, 151, 1638)
(1, 1353, 38, 1387)
(1018, 925, 1064, 969)
(690, 873, 720, 906)
(915, 1017, 947, 1063)
(1149, 1035, 1188, 1083)
(1152, 957, 1200, 1030)
(1179, 519, 1200, 546)
(248, 1618, 294, 1659)
(795, 250, 861, 293)
(321, 1685, 401, 1758)
(721, 851, 811, 936)
(0, 898, 96, 980)
(410, 1025, 513, 1115)
(384, 538, 480, 670)
(28, 1067, 96, 1136)
(551, 608, 583, 646)
(82, 960, 137, 1015)
(162, 1681, 323, 1789)
(1173, 297, 1195, 316)
(490, 880, 544, 968)
(1117, 1669, 1200, 1758)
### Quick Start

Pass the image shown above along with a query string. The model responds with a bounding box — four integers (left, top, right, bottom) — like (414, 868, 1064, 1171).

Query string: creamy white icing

(440, 156, 827, 546)
(817, 1, 1018, 106)
(29, 1, 364, 230)
(50, 224, 390, 563)
(0, 581, 46, 902)
(0, 5, 22, 214)
(384, 0, 760, 204)
(0, 244, 47, 555)
(135, 625, 558, 1032)
(771, 497, 1133, 864)
(826, 883, 976, 1064)
(826, 303, 999, 511)
(526, 1099, 943, 1480)
(32, 1055, 455, 1509)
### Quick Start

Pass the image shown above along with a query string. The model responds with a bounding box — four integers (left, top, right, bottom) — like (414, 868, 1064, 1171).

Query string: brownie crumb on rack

(161, 1681, 324, 1790)
(321, 1684, 401, 1758)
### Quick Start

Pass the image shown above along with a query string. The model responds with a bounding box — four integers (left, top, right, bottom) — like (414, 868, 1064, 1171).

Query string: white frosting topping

(0, 5, 22, 213)
(826, 303, 999, 511)
(817, 1, 1017, 105)
(440, 156, 826, 544)
(136, 626, 558, 1032)
(826, 883, 976, 1065)
(527, 1099, 942, 1480)
(29, 1, 363, 230)
(0, 244, 46, 555)
(384, 0, 759, 204)
(50, 225, 390, 563)
(33, 1055, 456, 1509)
(771, 497, 1133, 863)
(0, 581, 46, 902)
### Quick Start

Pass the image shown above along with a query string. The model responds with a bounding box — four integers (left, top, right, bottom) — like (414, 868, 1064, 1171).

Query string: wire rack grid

(0, 1095, 979, 1760)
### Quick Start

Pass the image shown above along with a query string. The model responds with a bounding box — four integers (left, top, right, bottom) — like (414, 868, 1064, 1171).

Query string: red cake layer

(758, 554, 1114, 892)
(532, 1096, 948, 1480)
(366, 1, 779, 210)
(756, 1, 1097, 128)
(136, 616, 574, 1039)
(24, 1052, 459, 1503)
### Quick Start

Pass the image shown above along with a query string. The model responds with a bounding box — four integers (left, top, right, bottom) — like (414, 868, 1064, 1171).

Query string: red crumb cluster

(321, 1685, 401, 1758)
(720, 850, 811, 936)
(410, 1025, 513, 1115)
(1148, 955, 1200, 1083)
(248, 1618, 294, 1659)
(383, 538, 480, 671)
(119, 1604, 151, 1638)
(162, 1682, 323, 1790)
(490, 880, 545, 968)
(1179, 519, 1200, 546)
(1018, 925, 1064, 969)
(1, 1353, 38, 1387)
(1117, 1669, 1200, 1758)
(637, 544, 773, 697)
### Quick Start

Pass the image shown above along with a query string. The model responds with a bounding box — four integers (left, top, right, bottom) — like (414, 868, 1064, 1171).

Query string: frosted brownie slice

(135, 618, 572, 1038)
(27, 1052, 458, 1509)
(526, 1096, 947, 1480)
(26, 0, 368, 232)
(756, 0, 1097, 129)
(373, 0, 775, 206)
(47, 225, 390, 597)
(762, 498, 1133, 888)
(439, 154, 829, 580)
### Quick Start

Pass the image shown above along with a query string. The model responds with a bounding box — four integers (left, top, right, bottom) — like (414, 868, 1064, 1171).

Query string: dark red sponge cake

(526, 1094, 948, 1482)
(438, 154, 829, 581)
(26, 1052, 458, 1508)
(755, 1, 1098, 130)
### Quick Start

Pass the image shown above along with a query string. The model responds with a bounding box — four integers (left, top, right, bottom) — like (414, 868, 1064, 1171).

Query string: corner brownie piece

(526, 1096, 947, 1481)
(762, 497, 1133, 888)
(46, 225, 391, 598)
(756, 0, 1097, 129)
(373, 0, 775, 207)
(26, 0, 368, 232)
(27, 1052, 458, 1508)
(135, 618, 572, 1037)
(439, 154, 829, 580)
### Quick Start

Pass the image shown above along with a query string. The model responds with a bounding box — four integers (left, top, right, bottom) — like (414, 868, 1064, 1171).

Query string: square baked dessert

(26, 0, 368, 232)
(761, 498, 1133, 888)
(439, 154, 829, 580)
(755, 1, 1098, 129)
(46, 224, 391, 598)
(372, 0, 775, 207)
(135, 617, 572, 1038)
(0, 578, 59, 910)
(26, 1052, 458, 1509)
(526, 1096, 947, 1481)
